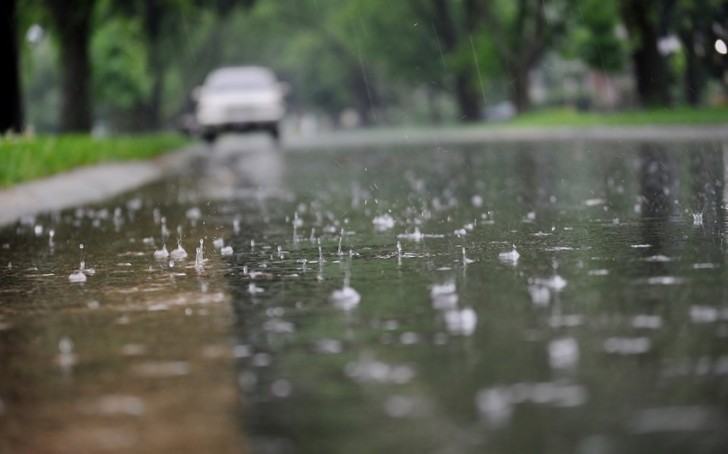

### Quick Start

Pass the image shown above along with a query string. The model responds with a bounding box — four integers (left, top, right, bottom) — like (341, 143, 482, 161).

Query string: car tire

(202, 131, 217, 144)
(269, 124, 280, 141)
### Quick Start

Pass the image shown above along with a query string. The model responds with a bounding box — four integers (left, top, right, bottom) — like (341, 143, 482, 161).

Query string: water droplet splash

(372, 213, 395, 231)
(329, 273, 360, 310)
(153, 244, 169, 261)
(68, 243, 93, 283)
(195, 239, 205, 270)
(498, 244, 520, 265)
(170, 227, 188, 261)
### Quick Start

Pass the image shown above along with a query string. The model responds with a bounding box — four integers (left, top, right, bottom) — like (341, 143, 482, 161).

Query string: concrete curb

(2, 125, 727, 228)
(284, 125, 728, 151)
(0, 145, 202, 227)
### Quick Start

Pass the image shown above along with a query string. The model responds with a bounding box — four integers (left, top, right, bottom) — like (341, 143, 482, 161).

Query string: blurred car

(193, 66, 287, 142)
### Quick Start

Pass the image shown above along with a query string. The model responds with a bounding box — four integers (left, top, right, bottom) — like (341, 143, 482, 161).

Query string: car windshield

(205, 69, 274, 91)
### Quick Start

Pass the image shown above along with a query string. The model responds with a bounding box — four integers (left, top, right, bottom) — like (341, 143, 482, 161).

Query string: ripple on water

(344, 354, 416, 385)
(645, 276, 685, 286)
(79, 395, 146, 416)
(384, 394, 429, 418)
(443, 308, 477, 336)
(603, 337, 651, 355)
(630, 406, 719, 433)
(476, 382, 587, 427)
(132, 361, 190, 377)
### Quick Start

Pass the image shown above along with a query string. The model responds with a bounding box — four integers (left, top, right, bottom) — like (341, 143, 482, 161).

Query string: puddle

(2, 140, 728, 452)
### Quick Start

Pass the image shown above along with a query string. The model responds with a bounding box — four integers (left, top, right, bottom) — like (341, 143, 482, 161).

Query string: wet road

(2, 133, 728, 453)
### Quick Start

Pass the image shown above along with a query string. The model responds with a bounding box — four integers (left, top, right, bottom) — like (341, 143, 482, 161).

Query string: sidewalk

(2, 125, 727, 227)
(0, 145, 202, 227)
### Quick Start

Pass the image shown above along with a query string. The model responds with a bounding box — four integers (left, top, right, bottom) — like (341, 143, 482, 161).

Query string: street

(2, 133, 728, 453)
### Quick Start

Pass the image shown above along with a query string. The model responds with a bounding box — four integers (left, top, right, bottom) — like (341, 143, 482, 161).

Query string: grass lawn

(504, 105, 728, 127)
(0, 134, 190, 187)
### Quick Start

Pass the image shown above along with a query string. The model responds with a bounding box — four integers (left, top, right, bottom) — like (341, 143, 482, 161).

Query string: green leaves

(91, 17, 152, 110)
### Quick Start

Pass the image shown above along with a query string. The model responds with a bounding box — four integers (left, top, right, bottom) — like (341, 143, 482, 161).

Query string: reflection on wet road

(2, 134, 728, 453)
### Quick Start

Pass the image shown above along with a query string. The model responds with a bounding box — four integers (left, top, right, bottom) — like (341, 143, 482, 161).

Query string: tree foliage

(11, 0, 728, 133)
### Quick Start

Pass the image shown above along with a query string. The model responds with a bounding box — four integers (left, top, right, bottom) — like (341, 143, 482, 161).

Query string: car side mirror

(191, 86, 202, 102)
(279, 82, 291, 96)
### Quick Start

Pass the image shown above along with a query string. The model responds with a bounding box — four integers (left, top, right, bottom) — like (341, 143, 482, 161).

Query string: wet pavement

(2, 134, 728, 453)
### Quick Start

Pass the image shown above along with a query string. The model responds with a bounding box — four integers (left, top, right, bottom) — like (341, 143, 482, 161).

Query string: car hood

(199, 90, 282, 106)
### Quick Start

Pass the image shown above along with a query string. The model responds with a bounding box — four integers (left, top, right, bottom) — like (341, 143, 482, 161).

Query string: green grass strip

(0, 134, 190, 187)
(505, 105, 728, 127)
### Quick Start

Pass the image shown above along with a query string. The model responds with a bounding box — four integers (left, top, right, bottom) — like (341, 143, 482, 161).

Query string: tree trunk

(511, 68, 531, 114)
(425, 85, 442, 124)
(350, 66, 376, 126)
(681, 30, 702, 106)
(431, 0, 482, 122)
(455, 74, 480, 121)
(144, 0, 163, 130)
(49, 0, 95, 133)
(621, 0, 672, 108)
(0, 0, 23, 133)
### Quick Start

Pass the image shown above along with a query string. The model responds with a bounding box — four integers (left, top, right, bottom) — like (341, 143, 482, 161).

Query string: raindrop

(271, 379, 293, 398)
(248, 282, 264, 294)
(548, 337, 579, 369)
(475, 388, 513, 427)
(462, 247, 475, 265)
(68, 269, 87, 283)
(603, 337, 651, 355)
(528, 284, 550, 306)
(68, 244, 91, 283)
(195, 239, 205, 270)
(318, 240, 326, 264)
(292, 212, 303, 228)
(314, 338, 343, 354)
(56, 336, 77, 371)
(329, 273, 361, 310)
(691, 212, 703, 226)
(160, 217, 170, 243)
(471, 195, 484, 208)
(154, 244, 169, 260)
(430, 284, 459, 310)
(498, 245, 520, 264)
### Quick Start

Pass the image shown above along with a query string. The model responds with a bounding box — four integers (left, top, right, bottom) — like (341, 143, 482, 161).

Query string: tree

(568, 0, 626, 74)
(671, 0, 728, 105)
(483, 0, 574, 114)
(0, 0, 24, 133)
(104, 0, 256, 130)
(354, 0, 496, 122)
(45, 0, 96, 132)
(242, 0, 384, 125)
(619, 0, 673, 107)
(430, 0, 483, 120)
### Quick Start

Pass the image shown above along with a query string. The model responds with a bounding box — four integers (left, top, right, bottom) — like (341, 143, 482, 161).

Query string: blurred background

(2, 0, 728, 135)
